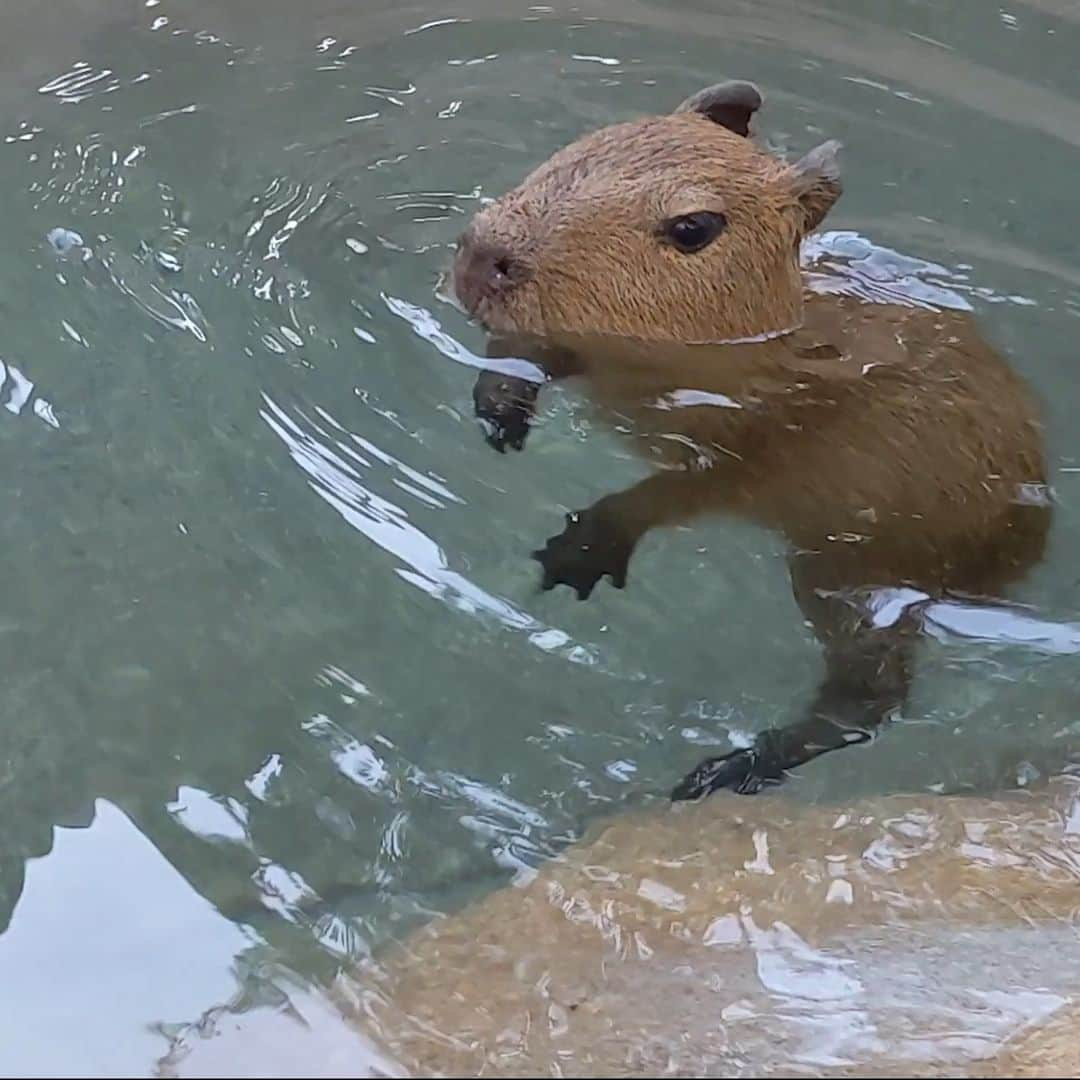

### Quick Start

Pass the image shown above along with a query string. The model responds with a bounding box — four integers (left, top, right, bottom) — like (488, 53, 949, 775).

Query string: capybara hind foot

(671, 747, 786, 800)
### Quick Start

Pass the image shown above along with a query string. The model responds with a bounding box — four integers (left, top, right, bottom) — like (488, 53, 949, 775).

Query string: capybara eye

(662, 211, 727, 254)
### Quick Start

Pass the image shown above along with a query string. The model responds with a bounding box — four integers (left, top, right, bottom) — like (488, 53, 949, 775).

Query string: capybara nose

(453, 233, 523, 316)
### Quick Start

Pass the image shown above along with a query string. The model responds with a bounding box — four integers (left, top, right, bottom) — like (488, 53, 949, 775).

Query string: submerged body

(454, 80, 1049, 797)
(517, 293, 1046, 597)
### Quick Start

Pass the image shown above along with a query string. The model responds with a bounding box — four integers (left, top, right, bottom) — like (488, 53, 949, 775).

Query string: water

(1, 1, 1080, 1073)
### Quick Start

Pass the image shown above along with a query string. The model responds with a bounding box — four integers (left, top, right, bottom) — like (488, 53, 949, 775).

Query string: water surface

(2, 1, 1080, 1073)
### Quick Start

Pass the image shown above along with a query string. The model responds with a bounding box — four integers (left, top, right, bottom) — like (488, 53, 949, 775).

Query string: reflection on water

(0, 801, 253, 1076)
(0, 0, 1079, 1074)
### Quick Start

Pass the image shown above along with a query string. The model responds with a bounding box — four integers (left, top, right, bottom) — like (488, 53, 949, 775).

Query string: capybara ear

(674, 80, 763, 136)
(789, 139, 842, 234)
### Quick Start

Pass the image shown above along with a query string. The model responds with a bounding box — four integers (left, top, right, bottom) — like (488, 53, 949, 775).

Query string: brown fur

(456, 111, 816, 342)
(547, 296, 1048, 597)
(454, 82, 1050, 797)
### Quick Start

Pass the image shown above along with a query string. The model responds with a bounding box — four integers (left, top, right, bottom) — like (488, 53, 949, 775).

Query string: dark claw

(477, 414, 529, 453)
(478, 418, 508, 452)
(473, 372, 539, 453)
(670, 746, 786, 801)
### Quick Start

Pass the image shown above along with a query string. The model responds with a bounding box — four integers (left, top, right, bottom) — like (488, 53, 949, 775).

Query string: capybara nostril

(453, 241, 522, 317)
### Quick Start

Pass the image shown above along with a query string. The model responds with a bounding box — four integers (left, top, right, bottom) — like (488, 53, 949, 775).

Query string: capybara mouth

(439, 267, 496, 330)
(444, 261, 494, 328)
(445, 267, 529, 334)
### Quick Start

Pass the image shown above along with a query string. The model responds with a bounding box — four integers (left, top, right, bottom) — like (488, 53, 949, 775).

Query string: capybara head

(453, 81, 842, 343)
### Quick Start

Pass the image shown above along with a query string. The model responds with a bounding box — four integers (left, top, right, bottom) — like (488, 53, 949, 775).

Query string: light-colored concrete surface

(342, 780, 1080, 1078)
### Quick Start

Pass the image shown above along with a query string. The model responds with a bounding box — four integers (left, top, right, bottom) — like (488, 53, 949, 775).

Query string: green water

(1, 1, 1080, 1072)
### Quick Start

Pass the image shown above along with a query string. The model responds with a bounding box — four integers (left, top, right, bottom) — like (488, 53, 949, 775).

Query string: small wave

(0, 359, 60, 430)
(803, 230, 1037, 311)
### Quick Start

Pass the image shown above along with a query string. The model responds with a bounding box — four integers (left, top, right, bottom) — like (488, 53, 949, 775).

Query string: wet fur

(454, 82, 1049, 798)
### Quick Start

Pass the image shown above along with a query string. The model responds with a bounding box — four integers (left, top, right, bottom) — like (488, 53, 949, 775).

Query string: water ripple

(260, 392, 602, 668)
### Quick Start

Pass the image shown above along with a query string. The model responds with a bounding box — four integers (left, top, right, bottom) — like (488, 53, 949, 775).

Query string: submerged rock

(344, 779, 1080, 1078)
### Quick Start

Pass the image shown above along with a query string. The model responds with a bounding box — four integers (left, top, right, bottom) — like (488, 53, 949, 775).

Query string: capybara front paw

(531, 510, 633, 600)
